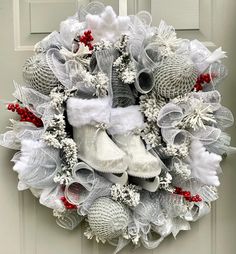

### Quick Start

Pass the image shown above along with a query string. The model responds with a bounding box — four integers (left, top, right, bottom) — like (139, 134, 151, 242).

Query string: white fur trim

(67, 97, 111, 127)
(109, 106, 144, 135)
(13, 139, 44, 175)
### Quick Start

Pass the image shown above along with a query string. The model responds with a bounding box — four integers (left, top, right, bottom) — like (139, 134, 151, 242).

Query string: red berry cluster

(194, 73, 212, 91)
(60, 196, 77, 210)
(79, 30, 94, 50)
(7, 103, 43, 128)
(174, 187, 202, 202)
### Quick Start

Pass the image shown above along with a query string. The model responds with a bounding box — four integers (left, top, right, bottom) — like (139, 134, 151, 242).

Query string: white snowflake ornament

(187, 140, 222, 186)
(86, 6, 130, 42)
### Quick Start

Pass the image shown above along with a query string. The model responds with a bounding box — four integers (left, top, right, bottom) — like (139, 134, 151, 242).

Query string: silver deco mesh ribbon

(94, 48, 114, 98)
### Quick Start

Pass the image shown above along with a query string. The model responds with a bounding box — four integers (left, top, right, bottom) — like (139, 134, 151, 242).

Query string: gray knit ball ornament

(153, 55, 198, 99)
(87, 197, 130, 240)
(23, 53, 60, 95)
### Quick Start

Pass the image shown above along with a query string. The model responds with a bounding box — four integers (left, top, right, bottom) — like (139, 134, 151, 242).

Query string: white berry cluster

(43, 87, 79, 185)
(140, 92, 166, 122)
(111, 183, 140, 207)
(165, 142, 189, 158)
(113, 35, 137, 84)
(172, 161, 191, 179)
(141, 123, 161, 148)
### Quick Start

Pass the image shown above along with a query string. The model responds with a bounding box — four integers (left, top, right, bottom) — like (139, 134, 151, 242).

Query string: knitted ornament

(153, 55, 198, 98)
(23, 53, 60, 95)
(87, 197, 130, 240)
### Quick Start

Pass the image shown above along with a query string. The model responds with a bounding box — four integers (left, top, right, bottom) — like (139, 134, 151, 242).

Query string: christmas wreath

(1, 2, 235, 252)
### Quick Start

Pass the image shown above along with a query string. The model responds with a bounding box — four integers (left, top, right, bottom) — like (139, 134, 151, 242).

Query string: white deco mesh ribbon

(39, 185, 83, 231)
(0, 121, 43, 150)
(12, 83, 56, 130)
(189, 39, 227, 73)
(56, 210, 83, 230)
(59, 15, 86, 50)
(34, 31, 61, 53)
(65, 162, 112, 216)
(128, 11, 154, 61)
(39, 185, 64, 210)
(157, 103, 183, 128)
(46, 47, 114, 101)
(161, 128, 189, 145)
(78, 2, 106, 22)
(156, 90, 234, 155)
(13, 82, 51, 116)
(12, 139, 60, 190)
(111, 188, 211, 252)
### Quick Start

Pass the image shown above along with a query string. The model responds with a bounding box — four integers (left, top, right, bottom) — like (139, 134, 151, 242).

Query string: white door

(0, 1, 235, 253)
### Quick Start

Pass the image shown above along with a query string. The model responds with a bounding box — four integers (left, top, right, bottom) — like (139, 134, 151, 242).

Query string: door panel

(0, 1, 236, 254)
(128, 0, 216, 47)
(150, 0, 200, 30)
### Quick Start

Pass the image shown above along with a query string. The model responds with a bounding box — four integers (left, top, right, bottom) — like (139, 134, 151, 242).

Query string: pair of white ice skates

(67, 97, 161, 191)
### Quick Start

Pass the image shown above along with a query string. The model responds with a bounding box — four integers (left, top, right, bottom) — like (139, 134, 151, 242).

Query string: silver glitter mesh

(23, 53, 60, 95)
(153, 55, 198, 98)
(112, 50, 135, 107)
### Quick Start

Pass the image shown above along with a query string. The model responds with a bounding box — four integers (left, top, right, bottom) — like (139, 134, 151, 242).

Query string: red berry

(194, 83, 203, 91)
(61, 196, 66, 202)
(203, 73, 211, 83)
(79, 30, 94, 50)
(191, 197, 196, 202)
